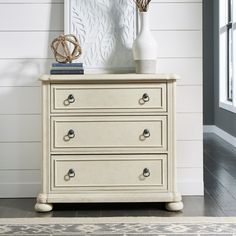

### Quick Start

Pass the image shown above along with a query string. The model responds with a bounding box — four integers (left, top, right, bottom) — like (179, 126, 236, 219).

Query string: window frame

(219, 0, 236, 113)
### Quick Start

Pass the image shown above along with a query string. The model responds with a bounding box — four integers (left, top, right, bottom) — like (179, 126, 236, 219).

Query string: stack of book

(50, 63, 84, 75)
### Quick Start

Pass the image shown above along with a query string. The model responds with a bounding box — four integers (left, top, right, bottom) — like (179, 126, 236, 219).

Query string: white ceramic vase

(133, 12, 158, 74)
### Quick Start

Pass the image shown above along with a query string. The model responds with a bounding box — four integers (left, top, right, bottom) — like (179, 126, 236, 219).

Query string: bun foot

(165, 201, 183, 211)
(35, 203, 53, 212)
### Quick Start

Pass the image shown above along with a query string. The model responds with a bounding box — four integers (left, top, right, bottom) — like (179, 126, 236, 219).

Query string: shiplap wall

(0, 0, 64, 197)
(152, 0, 203, 195)
(0, 0, 203, 197)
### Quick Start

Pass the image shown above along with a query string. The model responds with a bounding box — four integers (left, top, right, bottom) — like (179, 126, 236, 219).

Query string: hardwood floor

(0, 133, 236, 217)
(204, 133, 236, 216)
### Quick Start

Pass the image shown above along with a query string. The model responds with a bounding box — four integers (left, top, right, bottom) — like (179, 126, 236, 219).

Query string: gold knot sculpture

(51, 34, 82, 63)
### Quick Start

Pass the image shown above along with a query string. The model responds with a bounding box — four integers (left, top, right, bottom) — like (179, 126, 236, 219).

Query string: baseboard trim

(204, 125, 236, 147)
(203, 125, 216, 133)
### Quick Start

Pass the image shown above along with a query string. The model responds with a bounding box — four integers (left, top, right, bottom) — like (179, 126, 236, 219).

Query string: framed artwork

(64, 0, 136, 73)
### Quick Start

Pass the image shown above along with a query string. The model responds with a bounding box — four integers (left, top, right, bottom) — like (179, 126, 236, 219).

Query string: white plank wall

(150, 0, 203, 195)
(0, 0, 203, 197)
(0, 1, 63, 198)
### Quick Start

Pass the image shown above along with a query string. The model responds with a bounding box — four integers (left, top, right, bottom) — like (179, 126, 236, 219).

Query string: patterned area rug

(0, 217, 236, 235)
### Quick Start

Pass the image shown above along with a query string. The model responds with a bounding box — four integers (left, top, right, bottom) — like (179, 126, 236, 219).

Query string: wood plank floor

(204, 133, 236, 216)
(0, 133, 236, 217)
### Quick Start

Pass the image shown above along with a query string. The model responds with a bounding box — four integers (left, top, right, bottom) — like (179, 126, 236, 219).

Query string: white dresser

(35, 74, 183, 212)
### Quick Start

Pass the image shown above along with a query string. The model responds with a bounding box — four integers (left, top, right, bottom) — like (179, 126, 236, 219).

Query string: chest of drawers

(35, 74, 183, 212)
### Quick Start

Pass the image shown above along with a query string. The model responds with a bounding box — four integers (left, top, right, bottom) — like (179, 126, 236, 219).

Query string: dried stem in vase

(133, 0, 151, 12)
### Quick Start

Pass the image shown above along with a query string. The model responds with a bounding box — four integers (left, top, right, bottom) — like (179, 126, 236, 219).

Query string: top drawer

(51, 84, 167, 113)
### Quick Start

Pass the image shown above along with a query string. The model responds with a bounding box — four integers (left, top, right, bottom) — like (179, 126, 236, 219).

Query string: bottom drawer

(50, 154, 167, 192)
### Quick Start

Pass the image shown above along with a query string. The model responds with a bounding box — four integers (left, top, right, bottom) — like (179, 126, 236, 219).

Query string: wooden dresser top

(40, 74, 179, 83)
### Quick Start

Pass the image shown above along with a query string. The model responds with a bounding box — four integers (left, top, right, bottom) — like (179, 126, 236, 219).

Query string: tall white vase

(133, 12, 158, 74)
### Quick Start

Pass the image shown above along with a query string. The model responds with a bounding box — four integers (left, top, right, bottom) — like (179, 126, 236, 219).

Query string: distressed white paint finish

(52, 155, 167, 190)
(66, 0, 135, 70)
(36, 75, 183, 211)
(51, 116, 167, 152)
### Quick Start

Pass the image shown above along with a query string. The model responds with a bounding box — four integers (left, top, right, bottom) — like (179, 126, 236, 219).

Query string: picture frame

(64, 0, 137, 73)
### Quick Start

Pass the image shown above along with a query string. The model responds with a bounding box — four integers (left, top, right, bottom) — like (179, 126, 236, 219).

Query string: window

(219, 0, 236, 113)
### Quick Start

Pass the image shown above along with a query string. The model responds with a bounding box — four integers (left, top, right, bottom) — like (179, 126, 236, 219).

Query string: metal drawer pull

(63, 129, 75, 141)
(64, 94, 75, 106)
(68, 129, 75, 139)
(142, 93, 150, 102)
(67, 94, 75, 103)
(143, 168, 150, 177)
(143, 129, 151, 138)
(68, 169, 75, 178)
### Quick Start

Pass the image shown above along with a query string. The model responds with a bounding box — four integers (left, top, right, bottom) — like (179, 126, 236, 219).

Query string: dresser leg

(35, 193, 53, 212)
(35, 203, 53, 212)
(165, 201, 184, 211)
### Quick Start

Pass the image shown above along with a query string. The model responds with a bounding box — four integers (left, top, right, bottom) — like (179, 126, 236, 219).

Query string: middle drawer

(51, 116, 167, 152)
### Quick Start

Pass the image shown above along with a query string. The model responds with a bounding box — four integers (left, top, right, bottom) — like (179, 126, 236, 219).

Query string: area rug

(0, 217, 236, 235)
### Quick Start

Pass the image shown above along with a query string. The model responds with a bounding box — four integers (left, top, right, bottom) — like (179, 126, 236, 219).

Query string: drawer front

(51, 84, 167, 113)
(51, 116, 167, 152)
(51, 155, 167, 191)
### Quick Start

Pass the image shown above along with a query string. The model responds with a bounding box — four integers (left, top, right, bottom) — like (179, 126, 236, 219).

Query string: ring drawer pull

(64, 168, 75, 181)
(143, 129, 151, 138)
(142, 93, 150, 102)
(67, 94, 75, 104)
(68, 168, 75, 178)
(67, 129, 75, 139)
(63, 129, 76, 141)
(63, 94, 75, 106)
(143, 168, 151, 177)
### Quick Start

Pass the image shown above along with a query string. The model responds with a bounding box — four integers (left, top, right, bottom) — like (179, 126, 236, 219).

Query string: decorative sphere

(51, 34, 82, 63)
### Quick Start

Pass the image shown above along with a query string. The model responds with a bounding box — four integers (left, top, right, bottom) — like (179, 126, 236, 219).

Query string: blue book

(52, 63, 83, 67)
(51, 66, 83, 70)
(50, 70, 84, 75)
